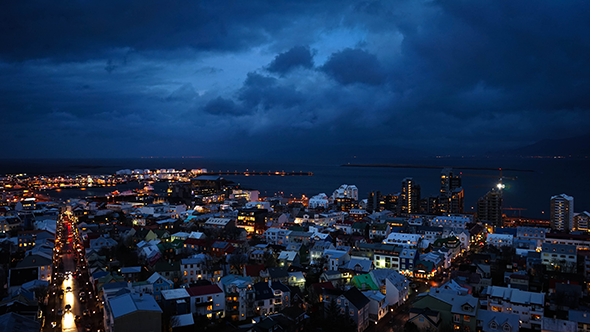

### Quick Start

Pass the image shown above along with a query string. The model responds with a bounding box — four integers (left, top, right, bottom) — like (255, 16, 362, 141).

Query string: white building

(332, 184, 359, 201)
(186, 284, 225, 319)
(181, 254, 211, 284)
(369, 269, 410, 307)
(230, 189, 259, 203)
(264, 228, 291, 245)
(324, 249, 350, 271)
(362, 290, 389, 323)
(541, 242, 577, 272)
(383, 233, 421, 248)
(486, 233, 513, 248)
(430, 215, 471, 228)
(308, 193, 329, 209)
(550, 194, 574, 232)
(516, 226, 547, 249)
(484, 286, 544, 330)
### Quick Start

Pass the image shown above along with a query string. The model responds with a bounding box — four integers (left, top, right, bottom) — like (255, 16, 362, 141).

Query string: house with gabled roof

(186, 284, 225, 319)
(476, 309, 520, 332)
(483, 285, 544, 330)
(146, 272, 173, 302)
(413, 286, 479, 331)
(329, 287, 370, 332)
(104, 292, 161, 332)
(278, 250, 300, 268)
(408, 307, 441, 332)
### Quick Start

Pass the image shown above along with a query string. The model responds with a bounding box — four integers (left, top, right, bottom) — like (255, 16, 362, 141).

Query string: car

(83, 309, 89, 316)
(80, 297, 86, 303)
(79, 291, 85, 297)
(75, 315, 81, 321)
(65, 304, 72, 311)
(51, 321, 58, 328)
(85, 324, 92, 332)
(66, 286, 72, 292)
(57, 309, 64, 316)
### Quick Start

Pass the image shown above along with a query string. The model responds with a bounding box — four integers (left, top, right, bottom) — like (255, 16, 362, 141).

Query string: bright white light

(63, 312, 75, 330)
(497, 183, 505, 189)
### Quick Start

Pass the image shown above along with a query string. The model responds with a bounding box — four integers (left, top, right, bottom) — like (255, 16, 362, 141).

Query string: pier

(201, 171, 313, 176)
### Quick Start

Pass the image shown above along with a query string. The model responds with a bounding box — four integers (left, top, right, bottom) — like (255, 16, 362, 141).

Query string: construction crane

(503, 207, 527, 217)
(461, 168, 517, 190)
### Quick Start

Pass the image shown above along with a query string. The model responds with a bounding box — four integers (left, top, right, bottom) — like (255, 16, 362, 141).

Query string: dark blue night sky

(1, 0, 590, 159)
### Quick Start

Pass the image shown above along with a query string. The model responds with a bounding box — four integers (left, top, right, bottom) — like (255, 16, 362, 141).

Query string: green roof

(350, 273, 378, 291)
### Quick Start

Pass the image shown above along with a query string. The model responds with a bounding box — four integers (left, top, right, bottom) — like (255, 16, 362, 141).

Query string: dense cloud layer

(1, 0, 590, 159)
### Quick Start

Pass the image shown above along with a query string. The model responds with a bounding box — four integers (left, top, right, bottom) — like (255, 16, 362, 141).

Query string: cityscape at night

(2, 1, 590, 332)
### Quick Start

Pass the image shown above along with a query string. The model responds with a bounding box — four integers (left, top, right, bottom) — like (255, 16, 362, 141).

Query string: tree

(228, 253, 248, 273)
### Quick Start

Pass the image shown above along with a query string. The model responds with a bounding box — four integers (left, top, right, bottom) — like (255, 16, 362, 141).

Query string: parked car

(57, 309, 64, 316)
(65, 304, 71, 312)
(66, 286, 72, 292)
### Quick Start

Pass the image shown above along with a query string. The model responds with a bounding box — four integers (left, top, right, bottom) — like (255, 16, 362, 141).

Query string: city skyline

(1, 1, 590, 159)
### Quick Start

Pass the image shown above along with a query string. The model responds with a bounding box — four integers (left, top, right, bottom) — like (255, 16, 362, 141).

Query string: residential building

(440, 168, 463, 214)
(186, 284, 225, 319)
(541, 242, 577, 273)
(550, 194, 574, 233)
(219, 275, 255, 321)
(103, 293, 162, 332)
(476, 309, 520, 332)
(478, 188, 503, 227)
(408, 307, 441, 332)
(412, 287, 479, 331)
(383, 233, 421, 248)
(308, 193, 329, 209)
(326, 287, 370, 332)
(362, 290, 388, 323)
(516, 226, 547, 250)
(486, 233, 513, 248)
(484, 286, 544, 330)
(181, 255, 210, 284)
(574, 211, 590, 232)
(430, 215, 471, 228)
(332, 184, 359, 202)
(146, 272, 174, 302)
(401, 178, 420, 214)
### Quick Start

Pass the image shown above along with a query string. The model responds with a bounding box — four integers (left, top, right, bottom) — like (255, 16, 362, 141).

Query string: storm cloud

(1, 0, 590, 159)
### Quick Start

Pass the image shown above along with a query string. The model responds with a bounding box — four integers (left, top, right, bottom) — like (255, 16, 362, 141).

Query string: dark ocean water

(1, 157, 589, 219)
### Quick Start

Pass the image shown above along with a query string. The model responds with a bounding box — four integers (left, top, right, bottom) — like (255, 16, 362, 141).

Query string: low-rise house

(204, 217, 235, 230)
(327, 287, 370, 332)
(541, 242, 577, 273)
(310, 241, 334, 265)
(219, 275, 255, 321)
(324, 250, 350, 271)
(181, 255, 211, 284)
(476, 309, 520, 332)
(408, 307, 441, 332)
(368, 269, 409, 307)
(287, 272, 306, 290)
(146, 272, 174, 302)
(413, 287, 479, 332)
(278, 251, 300, 268)
(104, 293, 162, 332)
(186, 284, 225, 319)
(486, 233, 514, 248)
(161, 288, 191, 315)
(369, 223, 390, 241)
(153, 260, 181, 284)
(362, 290, 388, 323)
(383, 233, 421, 248)
(119, 266, 142, 282)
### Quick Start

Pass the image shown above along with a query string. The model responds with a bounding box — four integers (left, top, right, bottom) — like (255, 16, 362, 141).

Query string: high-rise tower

(477, 187, 503, 226)
(401, 177, 421, 214)
(550, 194, 574, 233)
(440, 168, 463, 214)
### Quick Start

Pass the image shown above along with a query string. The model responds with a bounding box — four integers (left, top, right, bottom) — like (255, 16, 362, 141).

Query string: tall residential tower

(550, 194, 574, 233)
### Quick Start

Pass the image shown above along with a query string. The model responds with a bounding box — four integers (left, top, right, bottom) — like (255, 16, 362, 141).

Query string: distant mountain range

(488, 133, 590, 157)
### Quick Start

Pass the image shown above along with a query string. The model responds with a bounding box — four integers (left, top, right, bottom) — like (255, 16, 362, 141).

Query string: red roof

(312, 282, 335, 293)
(186, 284, 223, 297)
(244, 264, 265, 277)
(184, 238, 208, 246)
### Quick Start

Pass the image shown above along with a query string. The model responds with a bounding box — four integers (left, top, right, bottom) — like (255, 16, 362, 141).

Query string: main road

(44, 213, 96, 332)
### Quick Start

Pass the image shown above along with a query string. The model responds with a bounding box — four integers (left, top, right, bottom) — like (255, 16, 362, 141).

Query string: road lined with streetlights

(45, 211, 100, 332)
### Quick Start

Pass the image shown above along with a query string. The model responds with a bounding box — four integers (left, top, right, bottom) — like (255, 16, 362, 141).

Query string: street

(43, 213, 103, 332)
